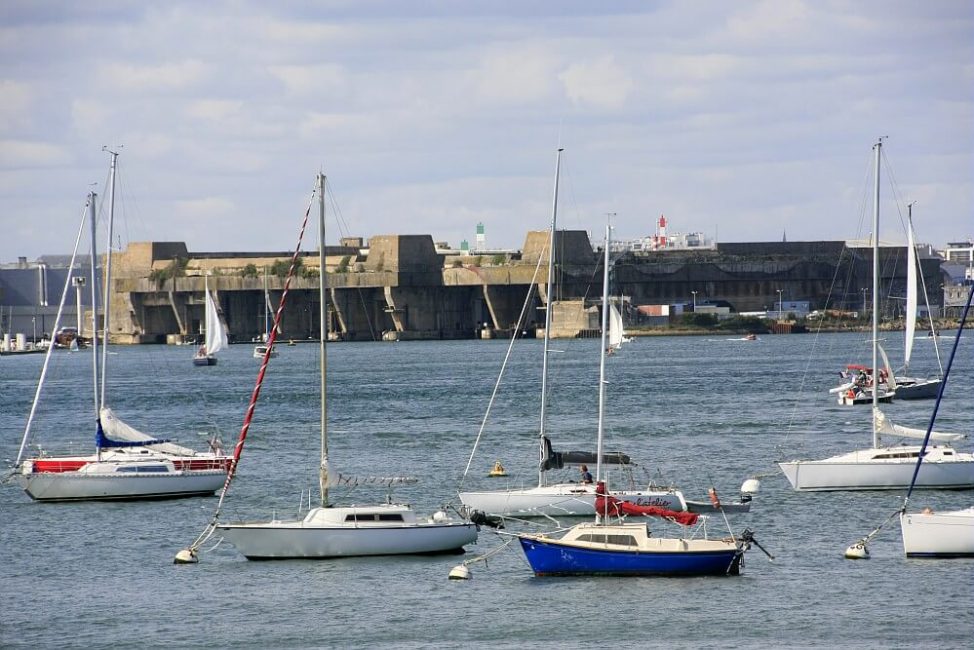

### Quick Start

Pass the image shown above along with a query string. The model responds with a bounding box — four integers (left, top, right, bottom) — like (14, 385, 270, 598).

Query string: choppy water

(1, 332, 972, 648)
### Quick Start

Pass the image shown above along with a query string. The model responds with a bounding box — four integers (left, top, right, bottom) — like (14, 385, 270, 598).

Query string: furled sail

(594, 482, 699, 526)
(539, 435, 631, 471)
(873, 408, 965, 442)
(99, 407, 199, 455)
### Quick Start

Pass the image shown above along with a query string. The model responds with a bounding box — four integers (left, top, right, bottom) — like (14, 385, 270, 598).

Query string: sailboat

(779, 139, 974, 491)
(458, 150, 690, 517)
(215, 173, 477, 559)
(515, 223, 755, 577)
(12, 151, 231, 502)
(253, 268, 278, 359)
(881, 205, 943, 400)
(607, 300, 627, 351)
(193, 273, 227, 366)
(897, 285, 974, 558)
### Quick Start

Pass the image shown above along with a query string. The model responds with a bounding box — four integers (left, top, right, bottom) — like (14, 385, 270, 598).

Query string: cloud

(559, 55, 633, 109)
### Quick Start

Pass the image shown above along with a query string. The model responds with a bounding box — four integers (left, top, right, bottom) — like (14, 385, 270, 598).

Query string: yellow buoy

(488, 461, 507, 478)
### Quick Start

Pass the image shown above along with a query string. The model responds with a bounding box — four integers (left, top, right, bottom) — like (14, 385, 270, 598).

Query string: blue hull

(518, 537, 742, 577)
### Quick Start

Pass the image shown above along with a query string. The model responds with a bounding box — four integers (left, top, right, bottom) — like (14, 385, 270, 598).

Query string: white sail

(904, 220, 917, 370)
(874, 408, 964, 442)
(608, 303, 624, 349)
(204, 287, 227, 355)
(100, 407, 199, 456)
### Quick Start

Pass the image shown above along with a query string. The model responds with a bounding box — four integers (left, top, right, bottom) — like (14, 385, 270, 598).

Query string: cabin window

(577, 534, 637, 546)
(117, 465, 168, 473)
(378, 514, 404, 522)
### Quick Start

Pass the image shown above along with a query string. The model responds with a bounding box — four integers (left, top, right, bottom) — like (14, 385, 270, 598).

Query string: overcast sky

(1, 1, 971, 263)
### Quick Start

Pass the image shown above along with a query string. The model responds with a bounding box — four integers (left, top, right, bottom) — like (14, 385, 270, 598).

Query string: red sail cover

(594, 482, 700, 526)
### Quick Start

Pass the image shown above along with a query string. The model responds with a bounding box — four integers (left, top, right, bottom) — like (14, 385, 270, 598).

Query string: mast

(263, 267, 270, 341)
(904, 202, 917, 373)
(99, 148, 118, 412)
(538, 148, 562, 488)
(596, 221, 611, 483)
(204, 274, 209, 350)
(871, 138, 882, 447)
(16, 195, 91, 467)
(90, 192, 102, 457)
(318, 173, 329, 507)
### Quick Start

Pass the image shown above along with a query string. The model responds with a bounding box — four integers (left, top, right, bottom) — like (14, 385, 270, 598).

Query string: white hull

(900, 507, 974, 558)
(459, 483, 687, 516)
(218, 505, 477, 559)
(778, 446, 974, 491)
(17, 468, 226, 501)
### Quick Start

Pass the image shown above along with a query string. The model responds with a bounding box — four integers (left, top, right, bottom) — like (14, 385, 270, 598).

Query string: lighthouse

(656, 215, 668, 249)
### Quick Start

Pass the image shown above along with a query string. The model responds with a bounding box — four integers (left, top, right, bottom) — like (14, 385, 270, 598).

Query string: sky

(1, 1, 972, 263)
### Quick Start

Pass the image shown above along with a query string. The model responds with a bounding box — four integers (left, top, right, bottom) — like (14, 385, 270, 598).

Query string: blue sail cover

(95, 419, 170, 448)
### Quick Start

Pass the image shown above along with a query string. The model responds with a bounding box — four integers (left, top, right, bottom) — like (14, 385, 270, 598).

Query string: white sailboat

(216, 174, 477, 559)
(607, 301, 627, 351)
(459, 150, 694, 517)
(193, 274, 227, 366)
(13, 151, 231, 502)
(882, 205, 942, 400)
(898, 285, 974, 558)
(779, 139, 974, 491)
(253, 268, 278, 359)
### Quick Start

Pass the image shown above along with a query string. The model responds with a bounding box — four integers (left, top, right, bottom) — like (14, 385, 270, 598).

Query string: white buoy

(174, 548, 199, 564)
(844, 542, 870, 560)
(448, 564, 471, 580)
(741, 478, 761, 494)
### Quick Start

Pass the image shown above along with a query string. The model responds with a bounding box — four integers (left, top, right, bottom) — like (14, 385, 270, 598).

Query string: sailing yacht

(779, 140, 974, 491)
(193, 274, 227, 366)
(216, 174, 477, 559)
(882, 206, 942, 399)
(515, 223, 754, 577)
(13, 151, 231, 502)
(458, 150, 690, 517)
(896, 286, 974, 558)
(253, 268, 278, 359)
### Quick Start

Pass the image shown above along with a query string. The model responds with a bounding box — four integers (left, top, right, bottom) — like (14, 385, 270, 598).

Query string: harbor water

(1, 332, 972, 648)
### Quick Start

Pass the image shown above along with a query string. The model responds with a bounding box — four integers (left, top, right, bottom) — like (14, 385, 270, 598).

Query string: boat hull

(193, 356, 217, 366)
(218, 522, 478, 559)
(892, 378, 941, 400)
(459, 483, 686, 517)
(778, 449, 974, 491)
(517, 536, 742, 576)
(900, 508, 974, 558)
(16, 469, 226, 501)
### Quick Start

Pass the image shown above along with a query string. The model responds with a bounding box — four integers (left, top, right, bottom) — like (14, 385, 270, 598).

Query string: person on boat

(580, 465, 593, 484)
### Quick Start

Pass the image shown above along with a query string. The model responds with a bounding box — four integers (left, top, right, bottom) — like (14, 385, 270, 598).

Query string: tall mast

(89, 193, 100, 427)
(318, 173, 329, 507)
(538, 148, 562, 488)
(99, 148, 119, 412)
(871, 138, 882, 447)
(596, 221, 611, 483)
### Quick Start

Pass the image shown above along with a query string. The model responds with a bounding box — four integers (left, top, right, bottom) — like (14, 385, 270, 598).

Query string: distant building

(942, 240, 974, 264)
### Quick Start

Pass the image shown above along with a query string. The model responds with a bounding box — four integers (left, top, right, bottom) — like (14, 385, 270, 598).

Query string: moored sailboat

(190, 173, 476, 560)
(898, 285, 974, 558)
(515, 222, 756, 577)
(12, 151, 231, 502)
(780, 140, 974, 491)
(458, 150, 693, 517)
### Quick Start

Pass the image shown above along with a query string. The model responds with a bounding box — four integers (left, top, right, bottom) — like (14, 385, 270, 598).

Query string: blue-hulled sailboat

(515, 221, 754, 577)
